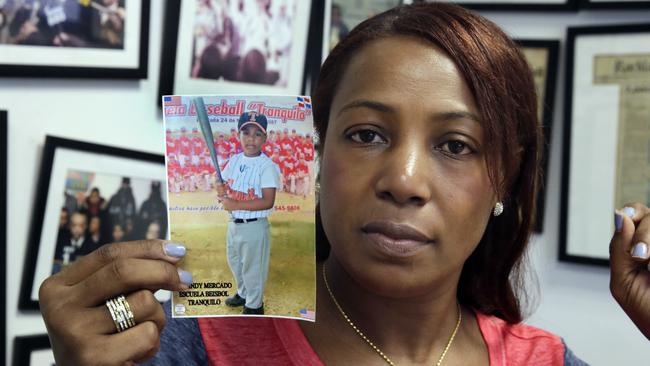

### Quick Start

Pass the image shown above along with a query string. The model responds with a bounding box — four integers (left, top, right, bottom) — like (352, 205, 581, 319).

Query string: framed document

(158, 0, 312, 105)
(405, 0, 577, 11)
(19, 136, 166, 310)
(578, 0, 650, 9)
(560, 23, 650, 265)
(517, 40, 560, 233)
(0, 0, 150, 79)
(11, 335, 53, 366)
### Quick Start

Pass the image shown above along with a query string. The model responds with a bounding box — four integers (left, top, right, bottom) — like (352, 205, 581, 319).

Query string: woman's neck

(300, 259, 488, 365)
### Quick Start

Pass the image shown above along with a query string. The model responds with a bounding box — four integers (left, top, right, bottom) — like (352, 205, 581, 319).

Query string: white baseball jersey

(222, 152, 280, 219)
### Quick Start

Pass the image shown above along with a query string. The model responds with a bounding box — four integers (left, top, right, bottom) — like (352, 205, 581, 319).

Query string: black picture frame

(560, 23, 650, 265)
(1, 111, 7, 366)
(157, 1, 312, 106)
(19, 136, 165, 310)
(578, 0, 650, 9)
(11, 334, 52, 366)
(410, 0, 578, 11)
(516, 40, 560, 233)
(0, 0, 150, 79)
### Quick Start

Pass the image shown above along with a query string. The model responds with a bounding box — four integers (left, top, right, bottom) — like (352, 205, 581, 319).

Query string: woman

(39, 4, 650, 365)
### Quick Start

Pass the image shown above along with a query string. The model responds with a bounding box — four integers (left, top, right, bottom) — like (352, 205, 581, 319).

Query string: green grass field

(169, 190, 316, 318)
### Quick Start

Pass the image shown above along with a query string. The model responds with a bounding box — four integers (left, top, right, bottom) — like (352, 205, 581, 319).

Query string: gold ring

(105, 295, 136, 333)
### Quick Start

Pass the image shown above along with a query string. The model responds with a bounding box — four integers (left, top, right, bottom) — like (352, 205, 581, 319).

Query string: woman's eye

(348, 129, 385, 144)
(439, 140, 472, 155)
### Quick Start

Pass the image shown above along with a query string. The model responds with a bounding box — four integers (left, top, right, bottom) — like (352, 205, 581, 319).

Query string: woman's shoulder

(475, 311, 589, 366)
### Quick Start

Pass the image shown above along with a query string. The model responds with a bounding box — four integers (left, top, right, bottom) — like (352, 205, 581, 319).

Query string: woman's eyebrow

(336, 99, 395, 117)
(337, 100, 482, 125)
(434, 111, 482, 125)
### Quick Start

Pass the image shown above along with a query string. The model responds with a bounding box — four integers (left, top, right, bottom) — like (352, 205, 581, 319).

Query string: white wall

(3, 2, 650, 365)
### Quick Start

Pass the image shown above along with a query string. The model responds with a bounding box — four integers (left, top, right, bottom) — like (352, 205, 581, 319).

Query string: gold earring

(493, 201, 504, 217)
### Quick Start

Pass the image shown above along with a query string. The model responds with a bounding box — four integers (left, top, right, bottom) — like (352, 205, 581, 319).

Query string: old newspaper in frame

(162, 95, 316, 320)
(594, 54, 650, 209)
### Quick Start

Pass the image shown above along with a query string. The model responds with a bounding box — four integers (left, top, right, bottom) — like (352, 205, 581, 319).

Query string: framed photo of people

(19, 137, 166, 310)
(578, 0, 650, 9)
(404, 0, 577, 11)
(560, 24, 650, 265)
(158, 0, 311, 105)
(517, 40, 560, 232)
(321, 0, 401, 62)
(11, 334, 53, 366)
(0, 0, 150, 79)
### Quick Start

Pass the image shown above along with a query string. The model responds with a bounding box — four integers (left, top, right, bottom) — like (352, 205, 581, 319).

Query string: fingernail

(623, 206, 635, 218)
(178, 269, 193, 286)
(615, 212, 623, 232)
(164, 243, 186, 257)
(631, 242, 649, 259)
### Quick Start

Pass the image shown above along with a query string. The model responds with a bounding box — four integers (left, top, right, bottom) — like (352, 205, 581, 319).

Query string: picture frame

(0, 0, 150, 79)
(11, 334, 53, 366)
(517, 40, 560, 233)
(560, 23, 650, 265)
(321, 0, 401, 63)
(405, 0, 578, 11)
(1, 111, 7, 366)
(158, 0, 312, 105)
(578, 0, 650, 9)
(19, 136, 166, 310)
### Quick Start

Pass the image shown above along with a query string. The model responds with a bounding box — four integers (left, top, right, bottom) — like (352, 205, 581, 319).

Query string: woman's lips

(361, 221, 434, 257)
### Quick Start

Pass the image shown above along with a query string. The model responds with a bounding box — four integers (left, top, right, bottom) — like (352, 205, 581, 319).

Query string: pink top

(198, 311, 566, 365)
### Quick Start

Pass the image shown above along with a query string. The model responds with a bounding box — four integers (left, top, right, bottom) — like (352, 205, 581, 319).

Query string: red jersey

(282, 156, 296, 176)
(228, 136, 241, 154)
(178, 136, 191, 156)
(279, 138, 293, 157)
(302, 143, 314, 161)
(262, 142, 274, 157)
(165, 137, 177, 155)
(215, 141, 231, 161)
(191, 137, 204, 155)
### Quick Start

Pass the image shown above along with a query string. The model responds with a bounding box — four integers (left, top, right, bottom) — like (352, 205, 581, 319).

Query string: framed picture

(405, 0, 578, 11)
(578, 0, 650, 9)
(19, 136, 166, 310)
(0, 0, 150, 79)
(0, 111, 7, 366)
(560, 23, 650, 265)
(11, 334, 53, 366)
(321, 0, 401, 62)
(158, 0, 311, 105)
(517, 40, 560, 232)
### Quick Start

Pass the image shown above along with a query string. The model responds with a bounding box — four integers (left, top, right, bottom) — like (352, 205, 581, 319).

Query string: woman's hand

(610, 203, 650, 340)
(39, 240, 191, 365)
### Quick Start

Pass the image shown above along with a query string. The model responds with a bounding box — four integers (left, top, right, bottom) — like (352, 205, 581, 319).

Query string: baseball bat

(192, 97, 224, 184)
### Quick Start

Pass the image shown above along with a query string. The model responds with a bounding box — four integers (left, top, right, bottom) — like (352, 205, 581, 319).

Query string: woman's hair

(313, 3, 540, 324)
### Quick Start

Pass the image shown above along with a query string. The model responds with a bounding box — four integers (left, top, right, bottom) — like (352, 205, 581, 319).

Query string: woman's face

(320, 36, 497, 298)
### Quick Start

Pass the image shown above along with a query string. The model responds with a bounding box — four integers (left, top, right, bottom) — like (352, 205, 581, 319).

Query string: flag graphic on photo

(299, 308, 316, 320)
(164, 96, 183, 106)
(297, 96, 312, 110)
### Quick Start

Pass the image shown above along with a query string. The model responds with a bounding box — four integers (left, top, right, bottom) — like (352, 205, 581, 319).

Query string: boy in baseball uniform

(216, 111, 280, 315)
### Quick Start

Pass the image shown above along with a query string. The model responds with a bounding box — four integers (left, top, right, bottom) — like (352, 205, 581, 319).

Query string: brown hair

(313, 3, 540, 324)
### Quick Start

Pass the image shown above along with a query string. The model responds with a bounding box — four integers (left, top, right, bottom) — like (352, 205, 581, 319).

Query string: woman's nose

(374, 143, 433, 206)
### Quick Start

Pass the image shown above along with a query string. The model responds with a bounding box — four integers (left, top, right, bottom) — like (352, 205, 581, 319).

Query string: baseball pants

(226, 218, 270, 309)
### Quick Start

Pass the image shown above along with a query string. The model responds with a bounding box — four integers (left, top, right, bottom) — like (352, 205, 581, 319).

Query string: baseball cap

(238, 111, 268, 134)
